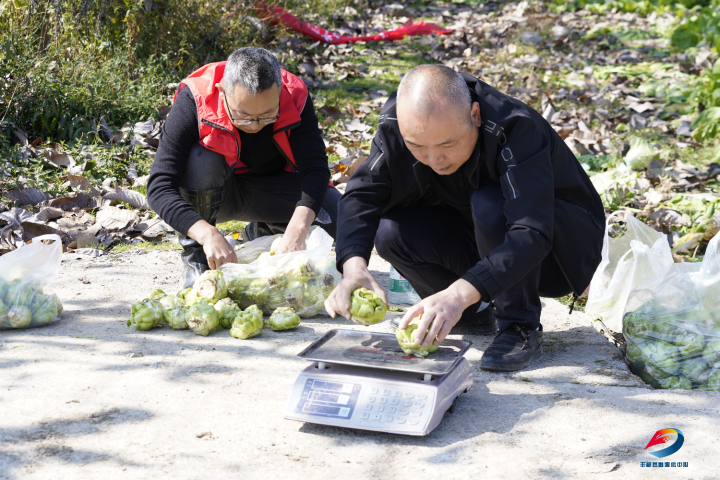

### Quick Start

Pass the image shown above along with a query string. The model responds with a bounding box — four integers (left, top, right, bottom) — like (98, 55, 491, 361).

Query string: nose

(427, 151, 445, 167)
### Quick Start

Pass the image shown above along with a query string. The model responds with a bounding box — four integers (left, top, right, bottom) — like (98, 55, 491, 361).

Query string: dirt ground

(1, 250, 718, 480)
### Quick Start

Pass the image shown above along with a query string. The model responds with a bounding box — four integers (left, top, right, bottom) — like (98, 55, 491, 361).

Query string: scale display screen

(295, 379, 362, 419)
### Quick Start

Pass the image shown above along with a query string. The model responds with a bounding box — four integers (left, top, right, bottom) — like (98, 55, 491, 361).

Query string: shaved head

(396, 65, 472, 124)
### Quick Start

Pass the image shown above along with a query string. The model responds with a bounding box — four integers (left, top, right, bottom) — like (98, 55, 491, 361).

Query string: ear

(216, 82, 225, 94)
(470, 101, 482, 128)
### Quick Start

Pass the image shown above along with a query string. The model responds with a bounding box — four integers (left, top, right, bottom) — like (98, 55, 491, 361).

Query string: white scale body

(284, 329, 473, 436)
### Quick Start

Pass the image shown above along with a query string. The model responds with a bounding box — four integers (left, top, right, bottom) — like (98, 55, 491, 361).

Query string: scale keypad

(357, 387, 432, 429)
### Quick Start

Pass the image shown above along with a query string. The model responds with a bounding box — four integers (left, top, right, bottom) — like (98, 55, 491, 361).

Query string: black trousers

(181, 143, 341, 238)
(374, 182, 572, 331)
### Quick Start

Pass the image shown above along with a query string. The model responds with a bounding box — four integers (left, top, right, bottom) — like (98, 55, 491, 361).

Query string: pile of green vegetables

(127, 270, 302, 337)
(623, 302, 720, 391)
(0, 279, 63, 329)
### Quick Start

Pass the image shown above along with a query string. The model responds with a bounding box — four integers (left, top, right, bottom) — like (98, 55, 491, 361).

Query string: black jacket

(336, 73, 604, 300)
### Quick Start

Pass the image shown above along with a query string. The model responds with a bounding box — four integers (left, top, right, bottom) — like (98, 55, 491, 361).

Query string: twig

(0, 83, 20, 125)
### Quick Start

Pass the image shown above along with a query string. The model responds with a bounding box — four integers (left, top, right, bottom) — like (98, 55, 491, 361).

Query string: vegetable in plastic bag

(268, 307, 301, 331)
(230, 305, 264, 339)
(214, 297, 242, 329)
(395, 316, 439, 357)
(349, 288, 387, 326)
(164, 306, 190, 330)
(265, 280, 304, 313)
(128, 299, 164, 331)
(8, 305, 32, 328)
(281, 255, 316, 283)
(30, 293, 61, 325)
(657, 376, 693, 390)
(703, 340, 720, 367)
(191, 270, 228, 304)
(187, 300, 220, 336)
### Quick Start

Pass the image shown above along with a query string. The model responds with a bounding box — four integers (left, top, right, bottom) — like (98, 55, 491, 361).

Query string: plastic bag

(622, 234, 720, 391)
(585, 212, 673, 332)
(0, 234, 64, 329)
(220, 228, 341, 318)
(234, 234, 282, 264)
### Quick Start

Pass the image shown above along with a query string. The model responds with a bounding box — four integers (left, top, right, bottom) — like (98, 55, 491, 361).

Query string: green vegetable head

(191, 270, 228, 304)
(394, 316, 439, 358)
(674, 330, 705, 358)
(643, 340, 680, 379)
(266, 280, 305, 312)
(214, 297, 242, 329)
(148, 289, 166, 301)
(657, 376, 692, 390)
(176, 288, 192, 306)
(707, 369, 720, 392)
(230, 305, 264, 339)
(187, 300, 220, 336)
(269, 236, 283, 255)
(679, 358, 711, 384)
(268, 307, 301, 331)
(8, 305, 32, 328)
(30, 293, 60, 325)
(128, 299, 164, 331)
(0, 277, 9, 299)
(349, 288, 387, 326)
(702, 340, 720, 367)
(163, 306, 190, 330)
(3, 280, 37, 307)
(281, 255, 316, 283)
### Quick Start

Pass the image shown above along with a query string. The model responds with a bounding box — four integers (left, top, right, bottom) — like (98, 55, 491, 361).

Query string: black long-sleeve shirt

(147, 87, 329, 235)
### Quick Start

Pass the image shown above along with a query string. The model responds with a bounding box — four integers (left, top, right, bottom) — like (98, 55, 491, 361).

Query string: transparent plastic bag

(220, 229, 340, 318)
(234, 234, 282, 264)
(585, 212, 673, 332)
(0, 234, 64, 329)
(622, 234, 720, 391)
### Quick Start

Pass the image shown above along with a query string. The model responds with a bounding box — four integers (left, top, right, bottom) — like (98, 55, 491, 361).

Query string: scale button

(410, 410, 422, 417)
(399, 408, 409, 416)
(382, 389, 390, 396)
(382, 415, 393, 422)
(416, 393, 428, 400)
(361, 412, 370, 419)
(395, 417, 406, 424)
(371, 388, 378, 394)
(393, 390, 402, 397)
(379, 397, 387, 404)
(374, 406, 384, 412)
(368, 396, 376, 403)
(389, 399, 399, 406)
(403, 393, 414, 399)
(402, 400, 412, 407)
(370, 413, 381, 421)
(387, 407, 397, 414)
(408, 418, 420, 425)
(412, 401, 425, 408)
(363, 404, 373, 411)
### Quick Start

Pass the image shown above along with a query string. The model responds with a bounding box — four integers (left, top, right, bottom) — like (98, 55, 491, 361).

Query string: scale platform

(283, 329, 473, 436)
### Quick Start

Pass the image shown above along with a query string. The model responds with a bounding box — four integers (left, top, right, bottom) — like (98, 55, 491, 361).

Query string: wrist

(342, 256, 369, 277)
(449, 279, 481, 309)
(187, 220, 219, 245)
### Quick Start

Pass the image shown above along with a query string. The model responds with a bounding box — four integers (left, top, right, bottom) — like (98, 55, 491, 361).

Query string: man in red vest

(148, 47, 338, 288)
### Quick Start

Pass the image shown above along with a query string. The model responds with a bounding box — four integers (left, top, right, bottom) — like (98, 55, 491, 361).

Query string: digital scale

(283, 329, 473, 436)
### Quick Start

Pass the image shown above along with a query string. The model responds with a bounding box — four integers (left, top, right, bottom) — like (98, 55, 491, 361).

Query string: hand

(187, 220, 238, 269)
(273, 234, 306, 255)
(325, 257, 388, 320)
(398, 279, 480, 347)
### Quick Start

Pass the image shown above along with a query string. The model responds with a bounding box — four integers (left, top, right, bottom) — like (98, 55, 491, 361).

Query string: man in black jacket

(325, 65, 604, 371)
(147, 48, 338, 288)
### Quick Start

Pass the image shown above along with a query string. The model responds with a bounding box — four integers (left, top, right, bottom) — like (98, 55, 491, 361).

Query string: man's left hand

(273, 234, 306, 255)
(398, 279, 481, 347)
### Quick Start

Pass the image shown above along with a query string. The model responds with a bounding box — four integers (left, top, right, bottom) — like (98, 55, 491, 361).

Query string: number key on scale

(395, 417, 406, 424)
(370, 413, 381, 421)
(392, 390, 402, 397)
(399, 408, 409, 416)
(387, 407, 396, 414)
(403, 393, 414, 399)
(410, 410, 422, 417)
(412, 401, 425, 408)
(402, 400, 412, 407)
(416, 393, 427, 400)
(389, 398, 399, 406)
(382, 389, 390, 396)
(361, 412, 370, 420)
(371, 388, 378, 394)
(363, 404, 373, 411)
(374, 405, 384, 412)
(382, 415, 393, 422)
(368, 396, 376, 403)
(379, 397, 387, 404)
(408, 418, 419, 425)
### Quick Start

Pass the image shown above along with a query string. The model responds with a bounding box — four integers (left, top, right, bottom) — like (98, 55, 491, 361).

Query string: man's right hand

(325, 256, 387, 320)
(187, 219, 237, 269)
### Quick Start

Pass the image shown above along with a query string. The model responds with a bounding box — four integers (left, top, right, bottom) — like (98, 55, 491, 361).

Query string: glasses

(223, 94, 280, 126)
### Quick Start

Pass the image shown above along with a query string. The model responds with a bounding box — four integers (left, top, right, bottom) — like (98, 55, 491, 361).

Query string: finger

(425, 313, 446, 347)
(399, 303, 423, 329)
(324, 296, 337, 318)
(228, 250, 238, 264)
(369, 278, 389, 305)
(207, 256, 217, 270)
(337, 283, 353, 320)
(414, 311, 435, 345)
(436, 320, 454, 345)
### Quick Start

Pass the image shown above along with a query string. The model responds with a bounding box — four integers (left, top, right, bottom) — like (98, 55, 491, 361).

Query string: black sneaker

(479, 324, 543, 372)
(389, 305, 497, 335)
(451, 305, 498, 336)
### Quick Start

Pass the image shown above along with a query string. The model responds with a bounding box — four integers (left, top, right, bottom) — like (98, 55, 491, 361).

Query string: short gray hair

(223, 47, 282, 96)
(397, 65, 472, 122)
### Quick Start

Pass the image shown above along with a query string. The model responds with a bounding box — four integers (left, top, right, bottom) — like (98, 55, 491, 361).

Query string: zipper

(559, 197, 601, 228)
(201, 118, 243, 172)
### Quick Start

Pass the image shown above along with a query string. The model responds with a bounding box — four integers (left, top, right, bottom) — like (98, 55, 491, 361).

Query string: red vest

(177, 61, 308, 174)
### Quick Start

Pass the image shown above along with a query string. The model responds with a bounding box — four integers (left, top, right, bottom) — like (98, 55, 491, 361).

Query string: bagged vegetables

(268, 307, 301, 331)
(220, 229, 341, 318)
(395, 315, 439, 357)
(349, 288, 387, 326)
(622, 234, 720, 390)
(0, 234, 64, 330)
(234, 234, 282, 264)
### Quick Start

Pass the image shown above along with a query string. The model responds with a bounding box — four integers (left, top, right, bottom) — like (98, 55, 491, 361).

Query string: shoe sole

(390, 317, 498, 336)
(479, 345, 543, 372)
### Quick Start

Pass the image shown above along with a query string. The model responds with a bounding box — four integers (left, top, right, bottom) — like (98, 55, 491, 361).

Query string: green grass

(217, 221, 248, 235)
(110, 240, 182, 254)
